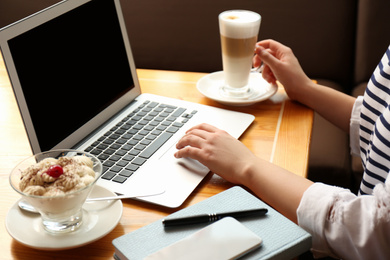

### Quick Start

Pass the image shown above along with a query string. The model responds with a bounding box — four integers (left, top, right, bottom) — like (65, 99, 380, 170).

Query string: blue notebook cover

(112, 186, 312, 260)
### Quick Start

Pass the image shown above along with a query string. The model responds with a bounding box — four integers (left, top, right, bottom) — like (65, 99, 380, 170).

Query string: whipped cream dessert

(19, 156, 96, 196)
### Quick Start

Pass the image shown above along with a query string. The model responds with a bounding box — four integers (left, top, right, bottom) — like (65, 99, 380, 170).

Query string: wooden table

(0, 53, 313, 259)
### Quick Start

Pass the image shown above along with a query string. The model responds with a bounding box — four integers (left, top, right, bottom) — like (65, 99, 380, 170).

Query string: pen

(162, 208, 268, 227)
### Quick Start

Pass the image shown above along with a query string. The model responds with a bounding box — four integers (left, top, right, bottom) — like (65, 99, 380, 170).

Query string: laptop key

(103, 161, 115, 167)
(139, 132, 173, 159)
(173, 107, 186, 117)
(115, 150, 127, 156)
(173, 122, 184, 127)
(144, 125, 154, 131)
(156, 125, 167, 131)
(149, 121, 159, 127)
(142, 107, 152, 113)
(126, 120, 137, 126)
(102, 171, 116, 180)
(119, 170, 134, 178)
(109, 155, 121, 161)
(133, 124, 143, 130)
(114, 129, 126, 135)
(161, 121, 171, 126)
(116, 138, 127, 144)
(123, 155, 135, 161)
(128, 129, 138, 135)
(111, 166, 122, 173)
(140, 139, 151, 145)
(129, 150, 140, 156)
(110, 143, 122, 149)
(97, 144, 108, 150)
(139, 130, 150, 136)
(85, 146, 93, 152)
(134, 144, 146, 151)
(103, 139, 114, 145)
(132, 157, 146, 166)
(103, 148, 116, 155)
(147, 101, 159, 108)
(90, 148, 102, 155)
(133, 135, 143, 141)
(122, 133, 133, 139)
(122, 144, 133, 151)
(166, 116, 177, 122)
(128, 140, 138, 146)
(98, 154, 109, 161)
(112, 175, 127, 183)
(126, 164, 139, 171)
(116, 160, 129, 167)
(167, 126, 179, 133)
(145, 134, 157, 140)
(151, 130, 162, 136)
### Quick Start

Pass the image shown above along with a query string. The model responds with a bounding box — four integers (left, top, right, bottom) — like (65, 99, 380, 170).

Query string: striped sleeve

(359, 46, 390, 195)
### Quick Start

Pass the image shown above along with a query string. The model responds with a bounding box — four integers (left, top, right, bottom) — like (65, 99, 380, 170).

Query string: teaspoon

(18, 191, 164, 214)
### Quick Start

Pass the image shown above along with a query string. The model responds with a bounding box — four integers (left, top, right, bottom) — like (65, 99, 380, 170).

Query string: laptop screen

(7, 0, 134, 151)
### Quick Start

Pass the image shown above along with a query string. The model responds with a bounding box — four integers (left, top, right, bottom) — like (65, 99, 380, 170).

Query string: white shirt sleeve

(297, 178, 390, 259)
(350, 96, 363, 157)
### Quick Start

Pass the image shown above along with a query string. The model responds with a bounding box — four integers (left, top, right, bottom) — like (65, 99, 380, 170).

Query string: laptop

(0, 0, 254, 208)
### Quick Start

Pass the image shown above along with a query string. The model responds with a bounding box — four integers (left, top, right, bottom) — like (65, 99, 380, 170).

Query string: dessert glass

(9, 149, 102, 234)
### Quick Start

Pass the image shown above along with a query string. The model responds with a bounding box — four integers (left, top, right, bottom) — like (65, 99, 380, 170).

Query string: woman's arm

(174, 123, 313, 223)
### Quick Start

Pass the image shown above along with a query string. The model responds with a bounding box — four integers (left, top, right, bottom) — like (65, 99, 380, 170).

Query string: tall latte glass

(219, 10, 261, 97)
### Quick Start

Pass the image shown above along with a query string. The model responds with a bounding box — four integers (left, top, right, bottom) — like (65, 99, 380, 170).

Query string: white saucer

(5, 185, 123, 250)
(197, 71, 278, 106)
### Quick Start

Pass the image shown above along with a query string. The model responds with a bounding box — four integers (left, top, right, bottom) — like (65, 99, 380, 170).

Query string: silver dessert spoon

(18, 191, 164, 214)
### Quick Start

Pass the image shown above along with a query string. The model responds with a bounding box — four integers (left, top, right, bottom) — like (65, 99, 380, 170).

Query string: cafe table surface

(0, 53, 313, 259)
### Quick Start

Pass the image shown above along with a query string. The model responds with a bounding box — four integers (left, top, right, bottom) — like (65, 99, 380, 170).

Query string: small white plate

(197, 71, 278, 106)
(5, 185, 123, 250)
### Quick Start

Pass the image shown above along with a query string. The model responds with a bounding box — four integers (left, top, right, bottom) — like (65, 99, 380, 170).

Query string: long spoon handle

(86, 191, 164, 202)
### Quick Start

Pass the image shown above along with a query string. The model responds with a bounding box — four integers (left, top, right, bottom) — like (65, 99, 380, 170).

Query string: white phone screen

(144, 217, 262, 260)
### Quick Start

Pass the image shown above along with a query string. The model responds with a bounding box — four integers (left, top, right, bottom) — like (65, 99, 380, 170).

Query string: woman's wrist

(289, 78, 317, 106)
(239, 156, 266, 189)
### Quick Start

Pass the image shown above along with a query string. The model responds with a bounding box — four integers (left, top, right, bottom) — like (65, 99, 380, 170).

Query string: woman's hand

(253, 39, 313, 102)
(174, 123, 258, 185)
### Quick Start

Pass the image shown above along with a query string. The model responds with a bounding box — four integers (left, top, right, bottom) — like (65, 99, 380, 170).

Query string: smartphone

(144, 217, 262, 260)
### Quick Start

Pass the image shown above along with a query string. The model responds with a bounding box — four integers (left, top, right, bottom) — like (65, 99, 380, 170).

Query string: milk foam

(219, 10, 261, 39)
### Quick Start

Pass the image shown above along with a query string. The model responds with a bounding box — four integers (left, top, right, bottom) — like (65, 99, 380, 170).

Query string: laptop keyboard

(85, 100, 197, 184)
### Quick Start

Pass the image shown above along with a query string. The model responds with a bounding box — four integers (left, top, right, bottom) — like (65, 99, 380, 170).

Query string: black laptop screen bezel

(0, 0, 141, 153)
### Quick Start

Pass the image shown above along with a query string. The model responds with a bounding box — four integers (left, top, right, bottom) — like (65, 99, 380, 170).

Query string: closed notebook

(112, 186, 312, 260)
